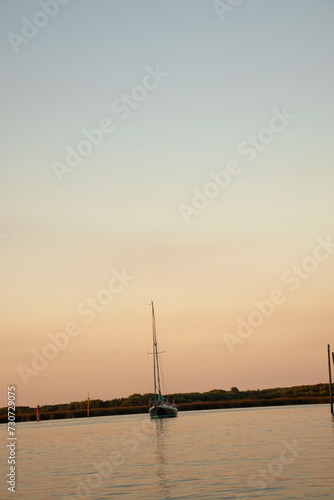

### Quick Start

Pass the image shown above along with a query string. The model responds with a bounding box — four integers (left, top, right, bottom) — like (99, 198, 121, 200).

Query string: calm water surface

(1, 405, 333, 499)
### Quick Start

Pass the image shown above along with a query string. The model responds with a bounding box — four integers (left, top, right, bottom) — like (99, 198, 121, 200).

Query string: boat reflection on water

(154, 418, 171, 498)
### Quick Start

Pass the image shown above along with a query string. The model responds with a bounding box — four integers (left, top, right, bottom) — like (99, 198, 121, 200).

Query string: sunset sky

(1, 0, 334, 407)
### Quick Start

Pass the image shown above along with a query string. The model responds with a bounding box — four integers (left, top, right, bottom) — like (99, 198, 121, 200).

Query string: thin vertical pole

(151, 302, 157, 400)
(87, 392, 90, 418)
(328, 345, 333, 415)
(36, 404, 40, 422)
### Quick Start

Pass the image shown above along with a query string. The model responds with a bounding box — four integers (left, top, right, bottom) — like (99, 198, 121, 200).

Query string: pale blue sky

(1, 1, 334, 406)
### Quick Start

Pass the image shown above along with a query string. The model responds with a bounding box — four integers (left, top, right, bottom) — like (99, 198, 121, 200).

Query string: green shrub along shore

(0, 383, 332, 423)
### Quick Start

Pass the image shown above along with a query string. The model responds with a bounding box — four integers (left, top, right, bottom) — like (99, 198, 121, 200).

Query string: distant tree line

(0, 383, 331, 416)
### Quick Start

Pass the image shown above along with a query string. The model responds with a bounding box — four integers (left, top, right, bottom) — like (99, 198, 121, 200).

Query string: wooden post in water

(87, 392, 90, 418)
(328, 345, 333, 416)
(36, 404, 40, 422)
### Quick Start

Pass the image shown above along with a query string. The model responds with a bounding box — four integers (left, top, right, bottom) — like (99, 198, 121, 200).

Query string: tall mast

(151, 301, 157, 399)
(151, 301, 162, 401)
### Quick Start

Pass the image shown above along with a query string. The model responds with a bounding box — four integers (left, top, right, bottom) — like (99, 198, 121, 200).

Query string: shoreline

(0, 396, 329, 423)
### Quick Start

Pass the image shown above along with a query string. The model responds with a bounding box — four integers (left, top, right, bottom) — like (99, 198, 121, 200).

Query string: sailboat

(148, 301, 178, 418)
